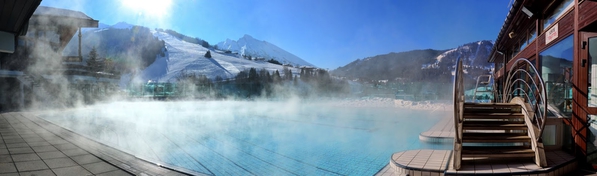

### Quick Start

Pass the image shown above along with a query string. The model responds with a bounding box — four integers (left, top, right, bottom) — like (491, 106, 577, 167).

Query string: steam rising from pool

(41, 99, 449, 175)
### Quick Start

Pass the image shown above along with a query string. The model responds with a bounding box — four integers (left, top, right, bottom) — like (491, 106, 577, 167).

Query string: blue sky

(41, 0, 511, 69)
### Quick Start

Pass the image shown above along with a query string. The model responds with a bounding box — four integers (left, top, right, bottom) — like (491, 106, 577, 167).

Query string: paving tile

(6, 143, 29, 149)
(23, 138, 45, 143)
(0, 155, 12, 163)
(31, 146, 57, 153)
(95, 169, 132, 176)
(53, 144, 77, 151)
(0, 163, 18, 173)
(0, 149, 8, 155)
(11, 153, 41, 162)
(71, 154, 101, 165)
(43, 157, 77, 169)
(0, 173, 19, 176)
(18, 169, 56, 176)
(61, 148, 88, 157)
(46, 140, 68, 146)
(82, 162, 118, 174)
(26, 142, 51, 147)
(36, 151, 66, 160)
(14, 160, 48, 172)
(4, 139, 26, 145)
(51, 166, 91, 176)
(8, 147, 34, 154)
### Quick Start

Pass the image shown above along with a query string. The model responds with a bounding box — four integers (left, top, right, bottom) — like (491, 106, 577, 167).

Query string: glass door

(584, 32, 597, 111)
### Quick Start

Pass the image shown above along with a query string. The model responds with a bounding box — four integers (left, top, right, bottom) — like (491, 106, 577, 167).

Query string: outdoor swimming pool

(40, 100, 450, 175)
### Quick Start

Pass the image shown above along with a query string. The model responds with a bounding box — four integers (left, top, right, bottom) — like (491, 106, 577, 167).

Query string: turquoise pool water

(41, 100, 451, 175)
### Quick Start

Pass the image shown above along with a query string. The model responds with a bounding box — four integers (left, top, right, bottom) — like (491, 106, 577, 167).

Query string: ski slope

(127, 31, 298, 84)
(217, 35, 313, 67)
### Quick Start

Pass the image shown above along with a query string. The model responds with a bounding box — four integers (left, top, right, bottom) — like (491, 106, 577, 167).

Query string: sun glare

(122, 0, 172, 17)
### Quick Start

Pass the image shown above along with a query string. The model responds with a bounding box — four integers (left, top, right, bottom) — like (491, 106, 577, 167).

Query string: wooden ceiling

(0, 0, 42, 36)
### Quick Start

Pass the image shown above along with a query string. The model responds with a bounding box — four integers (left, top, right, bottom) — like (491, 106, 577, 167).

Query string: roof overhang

(488, 0, 523, 63)
(0, 0, 42, 53)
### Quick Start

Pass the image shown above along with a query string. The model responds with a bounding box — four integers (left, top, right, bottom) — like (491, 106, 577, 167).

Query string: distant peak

(241, 34, 257, 40)
(111, 21, 134, 29)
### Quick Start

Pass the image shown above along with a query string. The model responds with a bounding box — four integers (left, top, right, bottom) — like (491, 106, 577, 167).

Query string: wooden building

(488, 0, 597, 167)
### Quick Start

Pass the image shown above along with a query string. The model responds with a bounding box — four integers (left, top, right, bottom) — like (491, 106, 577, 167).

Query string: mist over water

(40, 99, 450, 175)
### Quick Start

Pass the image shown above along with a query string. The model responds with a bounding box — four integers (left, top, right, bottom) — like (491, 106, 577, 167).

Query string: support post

(78, 27, 82, 60)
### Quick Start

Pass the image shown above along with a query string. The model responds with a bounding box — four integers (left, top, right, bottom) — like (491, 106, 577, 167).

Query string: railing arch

(452, 56, 464, 170)
(502, 58, 547, 142)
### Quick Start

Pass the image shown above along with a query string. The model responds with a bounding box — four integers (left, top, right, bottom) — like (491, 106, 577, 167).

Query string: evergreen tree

(248, 68, 259, 81)
(201, 40, 210, 48)
(87, 46, 103, 73)
(273, 70, 281, 83)
(204, 50, 212, 58)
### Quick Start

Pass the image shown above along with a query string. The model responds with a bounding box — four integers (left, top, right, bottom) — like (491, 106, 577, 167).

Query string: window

(518, 25, 537, 53)
(512, 42, 520, 58)
(540, 35, 573, 116)
(543, 0, 573, 30)
(528, 26, 537, 43)
(589, 36, 597, 107)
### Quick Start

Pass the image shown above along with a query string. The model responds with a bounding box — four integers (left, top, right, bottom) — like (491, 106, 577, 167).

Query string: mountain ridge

(331, 40, 494, 83)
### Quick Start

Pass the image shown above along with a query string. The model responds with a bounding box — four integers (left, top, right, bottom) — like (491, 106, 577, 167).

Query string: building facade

(488, 0, 597, 166)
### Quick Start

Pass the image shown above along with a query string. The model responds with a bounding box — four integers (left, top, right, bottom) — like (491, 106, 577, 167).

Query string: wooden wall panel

(517, 40, 537, 59)
(579, 1, 597, 29)
(537, 11, 575, 51)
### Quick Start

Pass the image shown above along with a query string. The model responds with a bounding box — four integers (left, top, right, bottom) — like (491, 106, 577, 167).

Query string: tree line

(174, 67, 349, 99)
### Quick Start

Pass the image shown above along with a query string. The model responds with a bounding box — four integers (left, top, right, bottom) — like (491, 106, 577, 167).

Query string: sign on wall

(546, 23, 559, 45)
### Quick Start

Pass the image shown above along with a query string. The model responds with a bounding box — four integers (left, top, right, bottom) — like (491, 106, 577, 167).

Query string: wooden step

(462, 146, 534, 158)
(463, 121, 527, 130)
(464, 108, 521, 113)
(464, 103, 522, 113)
(464, 103, 519, 107)
(463, 112, 524, 118)
(462, 133, 530, 143)
(464, 118, 524, 123)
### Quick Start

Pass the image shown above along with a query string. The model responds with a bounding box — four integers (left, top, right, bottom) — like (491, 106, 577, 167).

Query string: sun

(122, 0, 172, 18)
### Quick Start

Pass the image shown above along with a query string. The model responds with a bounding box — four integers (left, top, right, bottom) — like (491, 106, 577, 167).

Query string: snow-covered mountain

(216, 35, 313, 67)
(129, 31, 299, 85)
(331, 40, 494, 82)
(63, 22, 302, 86)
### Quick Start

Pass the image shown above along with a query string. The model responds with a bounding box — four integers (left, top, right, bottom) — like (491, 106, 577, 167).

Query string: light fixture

(509, 32, 516, 39)
(522, 6, 533, 18)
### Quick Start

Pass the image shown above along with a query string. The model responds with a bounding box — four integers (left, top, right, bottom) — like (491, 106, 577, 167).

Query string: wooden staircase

(460, 102, 535, 160)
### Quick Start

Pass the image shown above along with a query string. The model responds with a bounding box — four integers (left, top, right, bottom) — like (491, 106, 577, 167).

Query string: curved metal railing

(502, 58, 547, 142)
(473, 74, 492, 103)
(452, 56, 464, 169)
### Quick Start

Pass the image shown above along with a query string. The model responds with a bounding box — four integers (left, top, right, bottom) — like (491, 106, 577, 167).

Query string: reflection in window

(589, 115, 597, 162)
(589, 37, 597, 107)
(543, 0, 573, 30)
(540, 35, 573, 117)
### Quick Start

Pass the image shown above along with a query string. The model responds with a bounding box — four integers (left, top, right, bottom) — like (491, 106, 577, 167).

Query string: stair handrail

(452, 56, 464, 170)
(473, 74, 492, 103)
(502, 58, 547, 142)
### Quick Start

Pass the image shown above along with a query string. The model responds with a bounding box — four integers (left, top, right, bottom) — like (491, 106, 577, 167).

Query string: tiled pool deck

(418, 117, 453, 143)
(0, 112, 202, 176)
(377, 115, 580, 176)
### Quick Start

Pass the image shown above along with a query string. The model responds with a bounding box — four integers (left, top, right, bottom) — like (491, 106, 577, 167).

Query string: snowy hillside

(331, 40, 494, 82)
(125, 31, 299, 85)
(216, 35, 313, 67)
(62, 22, 303, 87)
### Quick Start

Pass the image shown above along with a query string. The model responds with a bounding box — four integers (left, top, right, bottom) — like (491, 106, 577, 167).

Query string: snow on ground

(216, 34, 313, 67)
(128, 31, 299, 84)
(332, 97, 451, 111)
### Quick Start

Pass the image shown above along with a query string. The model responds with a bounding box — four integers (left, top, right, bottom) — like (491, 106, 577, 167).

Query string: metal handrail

(502, 58, 547, 142)
(452, 56, 464, 169)
(473, 74, 492, 103)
